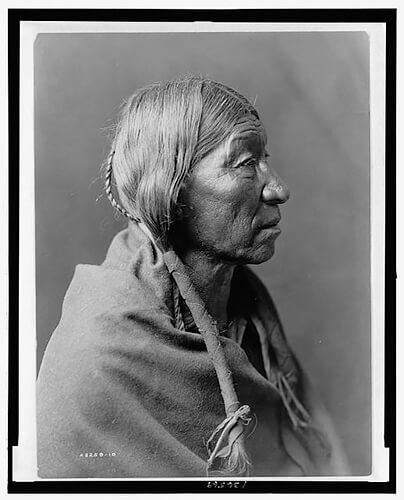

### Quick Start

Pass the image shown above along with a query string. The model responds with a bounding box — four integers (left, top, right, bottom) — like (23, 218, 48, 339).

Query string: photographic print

(9, 9, 395, 494)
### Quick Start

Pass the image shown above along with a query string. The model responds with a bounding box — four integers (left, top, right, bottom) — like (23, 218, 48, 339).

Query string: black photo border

(8, 8, 396, 494)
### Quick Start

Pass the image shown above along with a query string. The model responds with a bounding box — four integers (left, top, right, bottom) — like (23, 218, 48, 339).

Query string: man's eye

(239, 158, 258, 168)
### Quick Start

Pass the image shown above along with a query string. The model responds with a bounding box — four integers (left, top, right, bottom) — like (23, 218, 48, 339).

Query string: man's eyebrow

(224, 140, 258, 167)
(228, 132, 264, 150)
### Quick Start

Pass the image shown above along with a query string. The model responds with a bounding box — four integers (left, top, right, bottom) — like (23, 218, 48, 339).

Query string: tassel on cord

(276, 372, 332, 460)
(163, 250, 252, 477)
(206, 404, 252, 476)
(251, 315, 311, 431)
(276, 372, 311, 429)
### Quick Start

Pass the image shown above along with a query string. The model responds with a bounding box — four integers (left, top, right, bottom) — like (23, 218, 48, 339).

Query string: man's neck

(178, 249, 235, 332)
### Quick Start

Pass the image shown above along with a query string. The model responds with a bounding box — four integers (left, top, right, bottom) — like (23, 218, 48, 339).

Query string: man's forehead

(228, 114, 267, 148)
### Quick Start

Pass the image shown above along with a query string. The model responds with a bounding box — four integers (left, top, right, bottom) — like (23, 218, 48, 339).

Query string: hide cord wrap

(164, 251, 252, 475)
(100, 149, 342, 476)
(164, 250, 313, 476)
(105, 149, 316, 476)
(105, 149, 317, 475)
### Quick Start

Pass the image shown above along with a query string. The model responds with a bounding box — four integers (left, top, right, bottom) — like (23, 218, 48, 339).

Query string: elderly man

(37, 77, 349, 478)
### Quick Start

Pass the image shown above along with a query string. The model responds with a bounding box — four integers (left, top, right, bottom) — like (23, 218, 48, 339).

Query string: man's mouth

(261, 217, 281, 229)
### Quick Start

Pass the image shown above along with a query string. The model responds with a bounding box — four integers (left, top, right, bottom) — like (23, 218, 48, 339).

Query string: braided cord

(105, 149, 188, 332)
(104, 149, 139, 222)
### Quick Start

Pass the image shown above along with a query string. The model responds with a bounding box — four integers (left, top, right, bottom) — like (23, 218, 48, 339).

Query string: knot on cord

(206, 404, 252, 476)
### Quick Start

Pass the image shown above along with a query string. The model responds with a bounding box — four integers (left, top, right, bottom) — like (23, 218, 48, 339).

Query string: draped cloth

(37, 222, 350, 478)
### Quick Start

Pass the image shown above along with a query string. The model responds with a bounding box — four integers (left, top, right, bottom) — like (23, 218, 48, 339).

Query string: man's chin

(235, 243, 275, 265)
(249, 251, 275, 265)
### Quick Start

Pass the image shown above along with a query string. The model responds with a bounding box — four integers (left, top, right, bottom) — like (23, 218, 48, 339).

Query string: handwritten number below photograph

(207, 481, 247, 489)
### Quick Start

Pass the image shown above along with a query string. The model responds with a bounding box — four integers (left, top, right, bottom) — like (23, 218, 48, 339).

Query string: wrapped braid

(104, 149, 140, 222)
(163, 250, 253, 477)
(104, 154, 316, 476)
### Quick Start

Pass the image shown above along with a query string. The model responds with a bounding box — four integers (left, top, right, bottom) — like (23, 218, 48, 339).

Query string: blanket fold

(37, 222, 349, 478)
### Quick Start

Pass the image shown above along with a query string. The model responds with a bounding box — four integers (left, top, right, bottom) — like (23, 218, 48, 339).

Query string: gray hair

(105, 76, 259, 249)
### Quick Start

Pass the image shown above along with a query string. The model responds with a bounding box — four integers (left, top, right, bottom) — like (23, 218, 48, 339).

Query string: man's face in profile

(178, 115, 290, 265)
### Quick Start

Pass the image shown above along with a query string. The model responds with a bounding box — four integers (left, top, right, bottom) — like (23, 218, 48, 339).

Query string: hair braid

(104, 149, 139, 222)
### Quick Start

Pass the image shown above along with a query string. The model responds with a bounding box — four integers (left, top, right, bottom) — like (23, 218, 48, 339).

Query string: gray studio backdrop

(34, 31, 371, 475)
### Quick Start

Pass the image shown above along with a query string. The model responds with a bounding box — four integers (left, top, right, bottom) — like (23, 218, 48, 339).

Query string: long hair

(106, 76, 258, 249)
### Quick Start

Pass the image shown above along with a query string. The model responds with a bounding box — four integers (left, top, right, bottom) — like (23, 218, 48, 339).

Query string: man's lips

(260, 217, 281, 229)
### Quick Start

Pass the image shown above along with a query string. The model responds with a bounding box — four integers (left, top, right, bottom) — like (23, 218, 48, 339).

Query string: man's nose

(261, 167, 290, 205)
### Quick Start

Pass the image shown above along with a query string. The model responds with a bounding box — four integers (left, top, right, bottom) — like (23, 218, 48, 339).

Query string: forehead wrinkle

(224, 124, 267, 163)
(230, 115, 266, 144)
